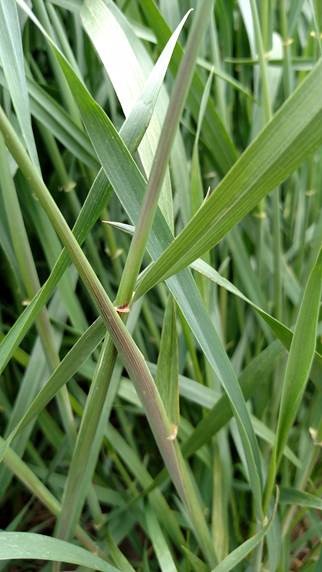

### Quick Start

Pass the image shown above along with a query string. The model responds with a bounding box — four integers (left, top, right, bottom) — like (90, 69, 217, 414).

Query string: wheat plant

(0, 0, 321, 570)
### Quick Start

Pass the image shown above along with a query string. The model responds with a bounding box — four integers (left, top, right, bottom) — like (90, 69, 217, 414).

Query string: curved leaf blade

(0, 532, 118, 572)
(136, 60, 322, 297)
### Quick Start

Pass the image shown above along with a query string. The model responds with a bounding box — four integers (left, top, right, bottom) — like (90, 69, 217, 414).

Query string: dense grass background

(0, 0, 322, 570)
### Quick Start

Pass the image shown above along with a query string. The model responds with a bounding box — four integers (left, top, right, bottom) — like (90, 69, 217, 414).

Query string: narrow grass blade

(0, 532, 118, 572)
(265, 248, 322, 510)
(81, 0, 181, 225)
(211, 523, 270, 572)
(280, 488, 322, 510)
(191, 259, 322, 364)
(197, 58, 252, 99)
(191, 70, 213, 215)
(145, 506, 177, 572)
(140, 0, 238, 175)
(275, 248, 322, 465)
(156, 296, 179, 430)
(0, 333, 28, 367)
(0, 2, 38, 165)
(82, 1, 191, 174)
(211, 491, 279, 572)
(4, 318, 104, 450)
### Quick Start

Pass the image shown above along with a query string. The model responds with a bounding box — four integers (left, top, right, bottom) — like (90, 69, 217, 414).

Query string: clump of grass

(0, 1, 321, 570)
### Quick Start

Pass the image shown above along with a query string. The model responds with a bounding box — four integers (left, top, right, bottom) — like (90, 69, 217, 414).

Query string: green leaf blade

(136, 60, 322, 297)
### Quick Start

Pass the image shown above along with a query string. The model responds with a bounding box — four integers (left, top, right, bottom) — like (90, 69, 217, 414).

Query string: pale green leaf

(0, 2, 38, 165)
(275, 248, 322, 464)
(0, 532, 118, 571)
(156, 296, 179, 428)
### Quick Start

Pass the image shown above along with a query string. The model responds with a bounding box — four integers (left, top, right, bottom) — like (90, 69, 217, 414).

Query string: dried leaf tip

(115, 303, 130, 314)
(166, 424, 178, 441)
(309, 427, 322, 446)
